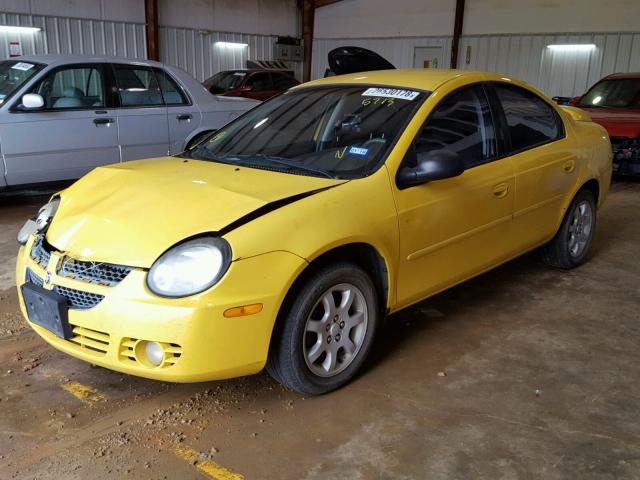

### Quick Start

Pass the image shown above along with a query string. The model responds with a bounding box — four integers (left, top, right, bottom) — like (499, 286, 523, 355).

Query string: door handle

(93, 117, 113, 125)
(563, 159, 576, 173)
(492, 183, 510, 198)
(176, 114, 192, 121)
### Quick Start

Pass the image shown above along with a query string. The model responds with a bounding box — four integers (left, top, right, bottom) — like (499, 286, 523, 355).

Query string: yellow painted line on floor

(174, 446, 244, 480)
(60, 382, 105, 403)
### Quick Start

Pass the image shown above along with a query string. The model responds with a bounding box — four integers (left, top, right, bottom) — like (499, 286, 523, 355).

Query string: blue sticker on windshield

(348, 146, 369, 156)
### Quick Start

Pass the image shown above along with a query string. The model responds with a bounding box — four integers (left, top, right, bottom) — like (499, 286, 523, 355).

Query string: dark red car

(202, 69, 299, 101)
(572, 73, 640, 176)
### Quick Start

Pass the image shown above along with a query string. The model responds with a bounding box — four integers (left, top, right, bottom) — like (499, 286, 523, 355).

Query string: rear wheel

(267, 263, 379, 395)
(540, 189, 596, 269)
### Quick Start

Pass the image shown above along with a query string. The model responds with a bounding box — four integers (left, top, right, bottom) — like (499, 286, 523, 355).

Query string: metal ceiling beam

(145, 0, 160, 61)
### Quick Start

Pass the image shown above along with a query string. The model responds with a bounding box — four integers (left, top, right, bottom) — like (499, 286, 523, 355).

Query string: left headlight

(17, 198, 60, 245)
(147, 237, 232, 298)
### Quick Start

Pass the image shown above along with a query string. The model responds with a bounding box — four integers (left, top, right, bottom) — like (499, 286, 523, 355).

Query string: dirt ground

(1, 182, 639, 480)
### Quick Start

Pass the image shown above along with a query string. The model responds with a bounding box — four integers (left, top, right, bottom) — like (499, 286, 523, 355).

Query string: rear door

(155, 68, 202, 154)
(2, 63, 119, 185)
(112, 64, 170, 160)
(488, 82, 577, 251)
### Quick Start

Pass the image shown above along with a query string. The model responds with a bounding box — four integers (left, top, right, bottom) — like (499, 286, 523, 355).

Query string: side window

(32, 66, 105, 109)
(247, 73, 273, 92)
(272, 73, 297, 90)
(415, 85, 497, 169)
(113, 65, 163, 107)
(155, 69, 188, 105)
(494, 84, 563, 153)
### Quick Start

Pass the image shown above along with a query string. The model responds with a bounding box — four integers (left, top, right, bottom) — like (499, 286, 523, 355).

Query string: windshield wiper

(238, 154, 336, 179)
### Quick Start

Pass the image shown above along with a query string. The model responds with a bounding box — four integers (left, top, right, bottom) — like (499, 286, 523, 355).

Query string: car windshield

(185, 85, 427, 179)
(203, 71, 247, 93)
(578, 79, 640, 109)
(0, 60, 43, 105)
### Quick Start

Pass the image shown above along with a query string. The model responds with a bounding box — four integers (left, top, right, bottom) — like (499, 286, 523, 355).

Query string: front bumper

(16, 235, 306, 382)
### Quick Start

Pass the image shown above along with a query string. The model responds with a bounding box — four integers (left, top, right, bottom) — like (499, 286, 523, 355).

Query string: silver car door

(154, 68, 202, 154)
(112, 64, 170, 160)
(2, 63, 119, 186)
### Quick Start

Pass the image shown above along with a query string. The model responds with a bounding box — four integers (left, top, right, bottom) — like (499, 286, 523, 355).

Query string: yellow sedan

(16, 69, 612, 395)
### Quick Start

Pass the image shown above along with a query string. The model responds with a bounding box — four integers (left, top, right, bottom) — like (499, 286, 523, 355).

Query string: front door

(2, 63, 119, 185)
(112, 64, 170, 161)
(394, 84, 515, 308)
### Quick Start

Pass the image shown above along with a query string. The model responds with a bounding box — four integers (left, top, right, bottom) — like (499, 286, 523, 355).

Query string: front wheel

(267, 263, 379, 395)
(540, 189, 596, 269)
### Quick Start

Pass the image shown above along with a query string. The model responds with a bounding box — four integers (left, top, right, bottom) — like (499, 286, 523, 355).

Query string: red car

(572, 73, 640, 176)
(202, 69, 299, 101)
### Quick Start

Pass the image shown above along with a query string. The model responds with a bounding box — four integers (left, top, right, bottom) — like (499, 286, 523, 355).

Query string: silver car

(0, 55, 259, 189)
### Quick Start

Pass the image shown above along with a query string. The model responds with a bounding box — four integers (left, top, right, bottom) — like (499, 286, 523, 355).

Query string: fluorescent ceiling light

(215, 41, 248, 48)
(0, 25, 41, 34)
(547, 44, 596, 51)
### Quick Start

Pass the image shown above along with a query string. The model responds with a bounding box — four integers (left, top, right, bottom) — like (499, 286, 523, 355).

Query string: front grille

(68, 326, 110, 355)
(30, 235, 51, 269)
(25, 268, 43, 287)
(58, 258, 133, 287)
(52, 285, 104, 310)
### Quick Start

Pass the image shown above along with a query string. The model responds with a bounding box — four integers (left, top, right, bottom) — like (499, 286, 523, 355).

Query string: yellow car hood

(46, 157, 345, 268)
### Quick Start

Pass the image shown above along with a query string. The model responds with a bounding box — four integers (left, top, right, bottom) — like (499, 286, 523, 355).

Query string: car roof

(301, 69, 514, 92)
(12, 54, 165, 68)
(603, 72, 640, 80)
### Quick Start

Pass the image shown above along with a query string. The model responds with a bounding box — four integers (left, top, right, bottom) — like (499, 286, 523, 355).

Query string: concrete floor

(1, 182, 639, 480)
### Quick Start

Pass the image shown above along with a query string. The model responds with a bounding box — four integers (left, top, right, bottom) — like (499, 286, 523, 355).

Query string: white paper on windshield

(362, 87, 419, 101)
(11, 62, 34, 71)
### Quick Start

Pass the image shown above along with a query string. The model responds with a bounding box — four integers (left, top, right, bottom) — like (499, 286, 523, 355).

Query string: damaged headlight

(17, 198, 60, 245)
(147, 237, 232, 297)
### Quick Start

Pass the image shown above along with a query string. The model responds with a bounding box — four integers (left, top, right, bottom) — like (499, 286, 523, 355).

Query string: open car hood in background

(327, 46, 395, 76)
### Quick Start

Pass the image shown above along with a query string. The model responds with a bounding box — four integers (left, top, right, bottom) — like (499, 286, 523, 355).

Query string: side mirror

(21, 93, 44, 110)
(397, 149, 465, 188)
(239, 85, 253, 93)
(570, 95, 582, 106)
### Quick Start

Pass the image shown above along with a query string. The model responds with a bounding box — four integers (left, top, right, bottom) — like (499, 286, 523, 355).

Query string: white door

(413, 47, 444, 69)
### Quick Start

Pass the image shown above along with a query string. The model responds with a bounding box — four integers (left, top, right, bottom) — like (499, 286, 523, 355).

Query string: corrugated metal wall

(313, 32, 640, 96)
(312, 36, 453, 80)
(0, 12, 146, 58)
(457, 32, 640, 96)
(159, 26, 300, 82)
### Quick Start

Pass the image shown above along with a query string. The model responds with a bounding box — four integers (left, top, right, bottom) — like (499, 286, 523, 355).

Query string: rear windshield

(0, 60, 43, 105)
(185, 85, 427, 179)
(578, 79, 640, 109)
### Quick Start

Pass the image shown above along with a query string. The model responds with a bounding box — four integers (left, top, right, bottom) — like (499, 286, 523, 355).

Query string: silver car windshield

(186, 85, 427, 179)
(0, 60, 43, 105)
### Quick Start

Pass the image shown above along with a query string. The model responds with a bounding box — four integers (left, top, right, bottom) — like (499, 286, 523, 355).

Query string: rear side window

(113, 65, 164, 107)
(155, 69, 189, 105)
(494, 84, 563, 153)
(415, 85, 497, 169)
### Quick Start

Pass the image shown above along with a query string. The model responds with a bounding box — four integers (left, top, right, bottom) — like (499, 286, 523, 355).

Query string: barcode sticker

(11, 62, 34, 71)
(362, 88, 419, 101)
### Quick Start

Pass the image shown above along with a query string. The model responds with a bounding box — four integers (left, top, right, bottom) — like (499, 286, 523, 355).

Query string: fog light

(144, 341, 164, 366)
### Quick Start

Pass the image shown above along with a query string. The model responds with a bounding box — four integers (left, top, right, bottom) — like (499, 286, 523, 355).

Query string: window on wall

(493, 83, 564, 153)
(415, 85, 497, 169)
(113, 64, 164, 107)
(33, 65, 105, 109)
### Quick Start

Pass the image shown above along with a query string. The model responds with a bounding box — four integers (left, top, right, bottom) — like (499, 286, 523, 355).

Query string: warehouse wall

(311, 0, 640, 96)
(0, 0, 301, 80)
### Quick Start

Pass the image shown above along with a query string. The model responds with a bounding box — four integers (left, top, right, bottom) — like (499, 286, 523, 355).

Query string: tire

(267, 262, 379, 395)
(185, 130, 215, 150)
(540, 189, 596, 269)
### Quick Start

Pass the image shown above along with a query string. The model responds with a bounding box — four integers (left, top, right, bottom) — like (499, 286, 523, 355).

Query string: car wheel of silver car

(267, 262, 379, 395)
(541, 189, 596, 269)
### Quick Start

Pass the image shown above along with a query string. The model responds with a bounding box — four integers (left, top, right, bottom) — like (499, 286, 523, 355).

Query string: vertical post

(145, 0, 159, 61)
(450, 0, 465, 68)
(302, 0, 314, 82)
